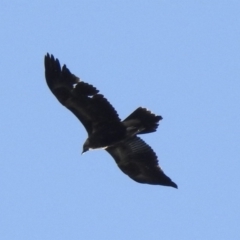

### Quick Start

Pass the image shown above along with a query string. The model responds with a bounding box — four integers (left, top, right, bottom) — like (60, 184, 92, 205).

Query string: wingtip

(45, 52, 52, 60)
(45, 53, 58, 62)
(171, 182, 178, 189)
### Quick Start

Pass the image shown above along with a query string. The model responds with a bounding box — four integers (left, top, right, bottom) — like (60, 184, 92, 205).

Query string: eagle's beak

(82, 148, 88, 155)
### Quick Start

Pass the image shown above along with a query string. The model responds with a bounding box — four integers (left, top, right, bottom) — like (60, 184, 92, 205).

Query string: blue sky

(1, 1, 240, 239)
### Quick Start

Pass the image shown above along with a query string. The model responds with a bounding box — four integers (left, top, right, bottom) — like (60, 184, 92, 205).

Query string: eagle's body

(45, 54, 177, 188)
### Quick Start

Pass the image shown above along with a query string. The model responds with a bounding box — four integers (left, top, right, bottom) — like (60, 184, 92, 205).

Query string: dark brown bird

(44, 53, 177, 188)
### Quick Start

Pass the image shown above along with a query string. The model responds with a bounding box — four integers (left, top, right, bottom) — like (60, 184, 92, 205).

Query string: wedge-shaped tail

(123, 107, 162, 134)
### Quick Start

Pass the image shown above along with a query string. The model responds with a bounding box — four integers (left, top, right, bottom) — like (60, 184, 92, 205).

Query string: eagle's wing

(106, 136, 177, 188)
(44, 54, 123, 135)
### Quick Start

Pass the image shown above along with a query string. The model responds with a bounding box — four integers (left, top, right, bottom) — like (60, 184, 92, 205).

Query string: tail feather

(123, 107, 162, 134)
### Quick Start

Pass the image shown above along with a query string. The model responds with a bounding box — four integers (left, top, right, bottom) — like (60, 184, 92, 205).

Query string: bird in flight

(44, 54, 177, 188)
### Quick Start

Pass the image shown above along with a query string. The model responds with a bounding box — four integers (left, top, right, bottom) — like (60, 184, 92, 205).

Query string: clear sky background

(1, 1, 240, 239)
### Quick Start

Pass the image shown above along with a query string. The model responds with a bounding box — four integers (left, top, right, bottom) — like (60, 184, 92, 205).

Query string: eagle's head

(82, 139, 90, 154)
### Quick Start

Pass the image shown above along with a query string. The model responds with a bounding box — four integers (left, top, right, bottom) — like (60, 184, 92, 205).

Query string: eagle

(44, 54, 177, 188)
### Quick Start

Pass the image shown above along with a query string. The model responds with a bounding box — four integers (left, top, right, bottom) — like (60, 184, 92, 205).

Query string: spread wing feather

(44, 53, 122, 135)
(106, 136, 177, 188)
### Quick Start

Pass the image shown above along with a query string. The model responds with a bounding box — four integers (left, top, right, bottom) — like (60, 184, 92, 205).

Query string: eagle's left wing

(44, 54, 124, 136)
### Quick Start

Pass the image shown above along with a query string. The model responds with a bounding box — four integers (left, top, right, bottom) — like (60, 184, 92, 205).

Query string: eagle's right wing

(106, 136, 177, 188)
